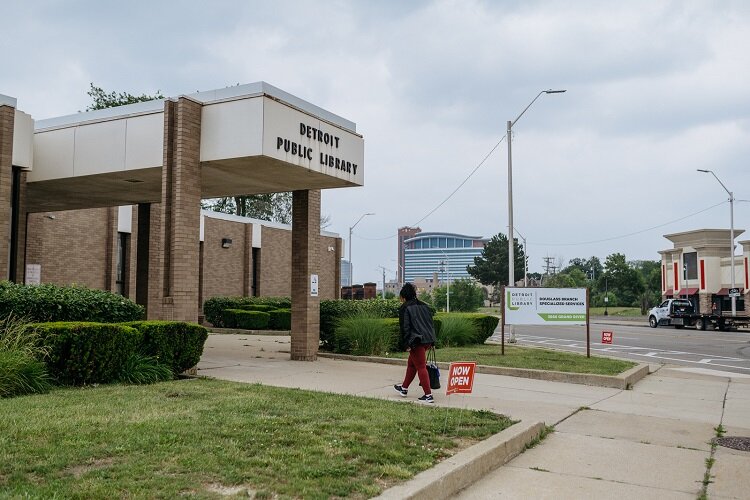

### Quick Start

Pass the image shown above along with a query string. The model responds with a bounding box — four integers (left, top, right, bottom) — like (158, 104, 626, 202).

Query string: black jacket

(399, 299, 437, 348)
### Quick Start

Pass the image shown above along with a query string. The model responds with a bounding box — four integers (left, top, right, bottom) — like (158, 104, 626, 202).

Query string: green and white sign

(505, 287, 587, 325)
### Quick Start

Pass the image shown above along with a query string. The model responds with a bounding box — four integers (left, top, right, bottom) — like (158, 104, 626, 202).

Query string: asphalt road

(492, 319, 750, 375)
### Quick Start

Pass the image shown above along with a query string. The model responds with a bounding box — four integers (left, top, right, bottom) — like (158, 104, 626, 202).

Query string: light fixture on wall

(221, 238, 232, 248)
(328, 246, 335, 252)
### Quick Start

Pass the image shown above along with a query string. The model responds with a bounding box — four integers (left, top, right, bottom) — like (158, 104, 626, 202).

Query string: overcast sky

(3, 0, 750, 285)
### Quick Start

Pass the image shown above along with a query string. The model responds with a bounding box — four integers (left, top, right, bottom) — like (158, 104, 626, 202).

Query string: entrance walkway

(198, 334, 750, 499)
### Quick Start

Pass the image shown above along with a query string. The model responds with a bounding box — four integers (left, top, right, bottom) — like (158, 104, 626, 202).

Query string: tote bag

(427, 346, 440, 390)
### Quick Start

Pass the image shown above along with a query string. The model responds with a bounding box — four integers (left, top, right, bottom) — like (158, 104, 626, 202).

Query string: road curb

(316, 352, 650, 389)
(375, 421, 545, 500)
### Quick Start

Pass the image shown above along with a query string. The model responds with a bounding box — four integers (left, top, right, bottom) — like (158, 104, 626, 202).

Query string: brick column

(152, 97, 202, 322)
(0, 105, 15, 281)
(291, 189, 320, 361)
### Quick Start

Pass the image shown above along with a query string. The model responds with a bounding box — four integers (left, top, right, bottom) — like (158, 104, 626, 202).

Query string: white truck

(648, 298, 749, 331)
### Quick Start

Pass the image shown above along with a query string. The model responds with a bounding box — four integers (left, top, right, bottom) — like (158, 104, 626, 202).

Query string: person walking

(393, 283, 437, 404)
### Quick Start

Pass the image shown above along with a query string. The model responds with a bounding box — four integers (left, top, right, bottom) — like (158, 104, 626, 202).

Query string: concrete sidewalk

(197, 334, 750, 499)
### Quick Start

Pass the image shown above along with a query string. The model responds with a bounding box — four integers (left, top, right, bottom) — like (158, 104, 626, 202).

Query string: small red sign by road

(602, 331, 613, 344)
(446, 362, 477, 395)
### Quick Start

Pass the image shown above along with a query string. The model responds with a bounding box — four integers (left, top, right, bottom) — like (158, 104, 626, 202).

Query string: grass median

(386, 345, 636, 375)
(0, 378, 514, 498)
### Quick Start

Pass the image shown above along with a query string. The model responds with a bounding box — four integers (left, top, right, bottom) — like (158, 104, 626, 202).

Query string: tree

(432, 279, 484, 312)
(467, 233, 525, 287)
(201, 193, 293, 224)
(86, 83, 164, 110)
(563, 256, 603, 281)
(598, 253, 646, 307)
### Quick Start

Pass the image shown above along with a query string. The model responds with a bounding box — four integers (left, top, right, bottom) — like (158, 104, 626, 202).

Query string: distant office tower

(340, 259, 352, 287)
(400, 229, 488, 284)
(397, 226, 422, 284)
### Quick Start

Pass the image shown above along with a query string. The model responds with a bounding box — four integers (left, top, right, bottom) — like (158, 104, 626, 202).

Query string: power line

(352, 135, 508, 241)
(530, 200, 728, 247)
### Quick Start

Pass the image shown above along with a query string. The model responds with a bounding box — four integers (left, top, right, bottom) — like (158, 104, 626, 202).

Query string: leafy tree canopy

(467, 233, 525, 287)
(86, 83, 164, 111)
(432, 279, 484, 312)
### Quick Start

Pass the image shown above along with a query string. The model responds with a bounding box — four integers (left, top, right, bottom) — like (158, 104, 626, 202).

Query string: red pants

(402, 343, 432, 395)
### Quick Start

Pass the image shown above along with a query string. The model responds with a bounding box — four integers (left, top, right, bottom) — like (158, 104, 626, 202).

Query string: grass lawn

(387, 345, 636, 375)
(589, 307, 644, 317)
(0, 379, 514, 499)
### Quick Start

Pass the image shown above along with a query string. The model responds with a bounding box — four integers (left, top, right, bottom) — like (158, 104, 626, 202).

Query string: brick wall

(25, 208, 113, 288)
(0, 106, 14, 280)
(319, 235, 342, 299)
(202, 217, 250, 300)
(259, 226, 292, 296)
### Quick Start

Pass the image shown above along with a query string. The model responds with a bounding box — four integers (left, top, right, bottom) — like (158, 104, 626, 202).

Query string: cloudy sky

(3, 0, 750, 285)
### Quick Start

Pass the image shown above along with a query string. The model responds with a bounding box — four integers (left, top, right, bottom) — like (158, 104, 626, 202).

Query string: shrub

(0, 350, 52, 397)
(222, 309, 270, 330)
(435, 315, 477, 348)
(0, 314, 53, 397)
(269, 309, 291, 330)
(203, 296, 291, 326)
(0, 281, 144, 323)
(334, 315, 396, 356)
(123, 321, 208, 375)
(320, 299, 402, 349)
(118, 353, 174, 385)
(465, 314, 500, 343)
(239, 304, 276, 312)
(30, 322, 141, 385)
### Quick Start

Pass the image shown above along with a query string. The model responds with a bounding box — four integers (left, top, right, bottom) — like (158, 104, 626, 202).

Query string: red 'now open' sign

(602, 331, 613, 344)
(446, 362, 476, 395)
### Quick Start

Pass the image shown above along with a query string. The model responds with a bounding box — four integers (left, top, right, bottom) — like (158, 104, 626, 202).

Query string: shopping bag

(427, 346, 440, 390)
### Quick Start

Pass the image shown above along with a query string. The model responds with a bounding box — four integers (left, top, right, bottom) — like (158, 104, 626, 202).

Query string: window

(447, 238, 455, 248)
(683, 252, 698, 281)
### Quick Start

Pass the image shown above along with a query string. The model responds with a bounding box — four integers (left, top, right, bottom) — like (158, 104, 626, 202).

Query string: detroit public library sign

(505, 287, 588, 325)
(276, 122, 360, 175)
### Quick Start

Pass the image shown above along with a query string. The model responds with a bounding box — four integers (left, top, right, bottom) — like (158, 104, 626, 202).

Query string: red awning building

(659, 229, 750, 315)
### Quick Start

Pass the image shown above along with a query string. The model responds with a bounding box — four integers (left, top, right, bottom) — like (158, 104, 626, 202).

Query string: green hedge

(438, 313, 499, 343)
(222, 309, 271, 330)
(320, 299, 402, 349)
(122, 321, 208, 374)
(29, 322, 142, 385)
(0, 281, 144, 323)
(239, 304, 276, 312)
(269, 309, 291, 330)
(203, 296, 291, 326)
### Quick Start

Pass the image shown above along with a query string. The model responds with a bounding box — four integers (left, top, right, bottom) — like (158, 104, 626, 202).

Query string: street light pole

(697, 169, 736, 316)
(513, 226, 528, 287)
(348, 212, 374, 299)
(507, 89, 566, 290)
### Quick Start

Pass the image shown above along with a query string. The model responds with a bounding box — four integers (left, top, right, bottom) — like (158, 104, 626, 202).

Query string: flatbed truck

(648, 298, 750, 331)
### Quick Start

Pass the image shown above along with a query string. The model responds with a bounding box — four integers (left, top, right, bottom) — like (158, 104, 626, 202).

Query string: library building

(0, 82, 364, 360)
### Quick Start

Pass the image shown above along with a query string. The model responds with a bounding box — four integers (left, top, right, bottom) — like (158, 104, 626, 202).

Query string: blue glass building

(401, 230, 487, 283)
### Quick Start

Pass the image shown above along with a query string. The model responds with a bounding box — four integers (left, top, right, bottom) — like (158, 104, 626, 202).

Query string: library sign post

(501, 287, 591, 357)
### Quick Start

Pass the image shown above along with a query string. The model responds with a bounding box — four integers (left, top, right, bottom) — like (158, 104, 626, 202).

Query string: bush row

(219, 308, 292, 331)
(203, 297, 291, 327)
(331, 312, 501, 355)
(0, 281, 145, 323)
(26, 321, 208, 386)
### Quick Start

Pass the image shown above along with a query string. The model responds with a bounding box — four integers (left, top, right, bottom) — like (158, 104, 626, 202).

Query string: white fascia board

(35, 99, 165, 132)
(33, 81, 356, 135)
